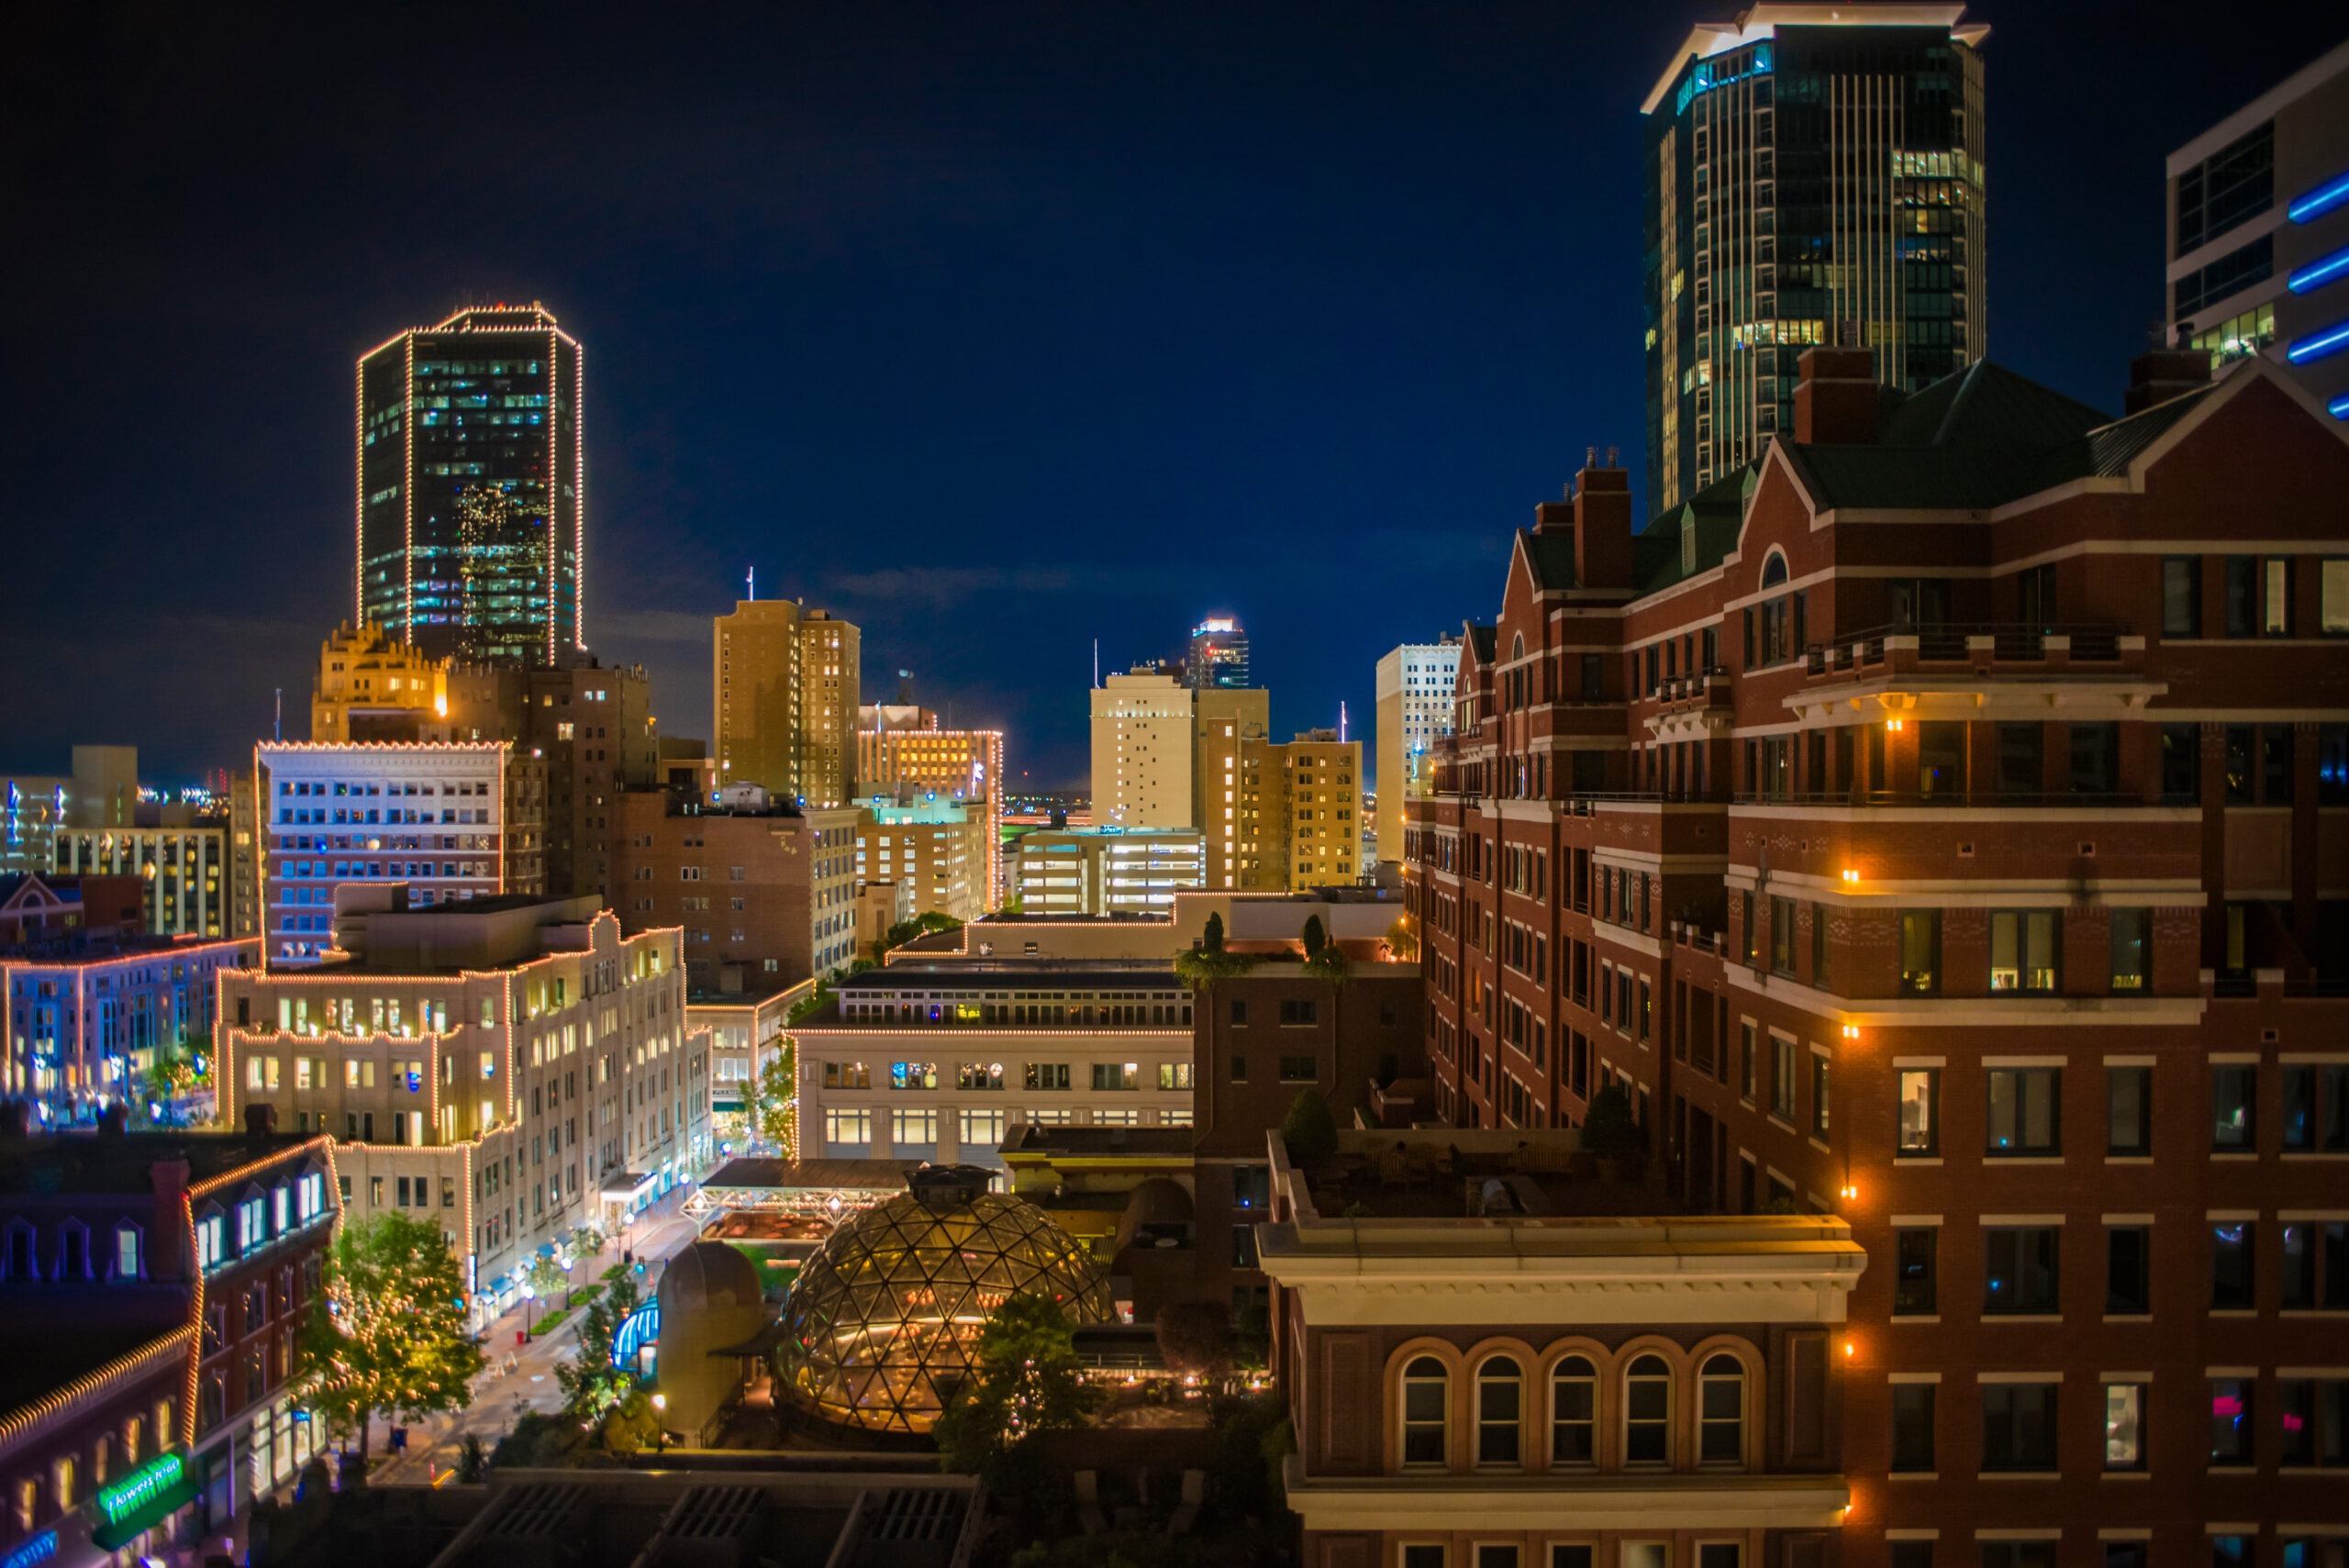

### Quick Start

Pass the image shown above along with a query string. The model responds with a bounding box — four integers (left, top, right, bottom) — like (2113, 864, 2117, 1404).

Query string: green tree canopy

(1279, 1087, 1339, 1172)
(295, 1210, 484, 1462)
(933, 1292, 1092, 1482)
(1300, 915, 1327, 958)
(556, 1274, 643, 1420)
(1383, 917, 1418, 962)
(1578, 1083, 1643, 1161)
(1201, 911, 1225, 954)
(756, 1040, 798, 1151)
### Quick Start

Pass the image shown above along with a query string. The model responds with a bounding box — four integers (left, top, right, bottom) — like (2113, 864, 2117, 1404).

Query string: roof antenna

(746, 565, 755, 602)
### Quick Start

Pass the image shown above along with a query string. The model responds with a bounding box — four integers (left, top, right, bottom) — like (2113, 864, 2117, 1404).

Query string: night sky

(4, 3, 2340, 792)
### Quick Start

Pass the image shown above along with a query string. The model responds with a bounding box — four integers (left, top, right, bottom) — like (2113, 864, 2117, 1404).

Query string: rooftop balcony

(1802, 621, 2143, 682)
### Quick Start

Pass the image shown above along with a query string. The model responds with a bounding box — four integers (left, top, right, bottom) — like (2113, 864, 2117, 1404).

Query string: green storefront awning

(89, 1474, 199, 1551)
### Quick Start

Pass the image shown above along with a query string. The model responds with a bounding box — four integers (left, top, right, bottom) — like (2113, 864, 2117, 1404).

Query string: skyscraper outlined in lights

(357, 303, 584, 668)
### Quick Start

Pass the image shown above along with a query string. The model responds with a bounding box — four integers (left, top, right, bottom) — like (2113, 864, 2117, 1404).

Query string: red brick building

(612, 786, 860, 989)
(1404, 351, 2349, 1568)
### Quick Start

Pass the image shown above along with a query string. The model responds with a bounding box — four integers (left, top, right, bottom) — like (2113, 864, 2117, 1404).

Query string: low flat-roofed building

(790, 959, 1195, 1170)
(948, 887, 1413, 962)
(1256, 1124, 1865, 1568)
(1012, 827, 1204, 916)
(854, 794, 989, 924)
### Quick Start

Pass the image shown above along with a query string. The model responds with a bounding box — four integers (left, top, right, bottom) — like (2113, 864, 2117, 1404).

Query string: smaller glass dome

(775, 1165, 1111, 1433)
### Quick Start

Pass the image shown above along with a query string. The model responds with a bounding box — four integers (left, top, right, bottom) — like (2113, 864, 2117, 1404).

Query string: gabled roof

(1640, 463, 1756, 594)
(1464, 623, 1497, 663)
(1520, 531, 1579, 594)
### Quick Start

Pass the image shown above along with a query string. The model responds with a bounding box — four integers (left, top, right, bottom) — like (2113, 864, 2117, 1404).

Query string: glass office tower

(1642, 6, 1988, 515)
(1186, 617, 1251, 690)
(358, 303, 584, 666)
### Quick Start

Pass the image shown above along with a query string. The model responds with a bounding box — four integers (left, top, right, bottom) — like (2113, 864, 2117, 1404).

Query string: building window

(1988, 911, 2059, 992)
(1895, 1228, 1939, 1316)
(1551, 1355, 1598, 1466)
(1981, 1545, 2056, 1568)
(1278, 998, 1318, 1027)
(1985, 1227, 2061, 1315)
(2210, 1377, 2253, 1464)
(2225, 557, 2257, 638)
(1899, 912, 1939, 994)
(2163, 557, 2202, 636)
(1891, 1382, 1936, 1473)
(2104, 1383, 2146, 1471)
(2210, 1222, 2254, 1308)
(823, 1108, 871, 1150)
(1898, 1068, 1941, 1156)
(1768, 1038, 1795, 1121)
(1987, 1068, 2061, 1156)
(1400, 1357, 1449, 1469)
(2106, 1226, 2152, 1314)
(1278, 1055, 1318, 1084)
(1476, 1357, 1523, 1467)
(1980, 1383, 2058, 1472)
(2211, 1065, 2255, 1151)
(2108, 910, 2149, 992)
(2107, 1065, 2152, 1153)
(1810, 1055, 1831, 1143)
(1623, 1354, 1672, 1465)
(1698, 1355, 1744, 1466)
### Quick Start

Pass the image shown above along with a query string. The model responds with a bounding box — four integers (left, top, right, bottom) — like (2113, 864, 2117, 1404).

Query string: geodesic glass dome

(774, 1164, 1111, 1433)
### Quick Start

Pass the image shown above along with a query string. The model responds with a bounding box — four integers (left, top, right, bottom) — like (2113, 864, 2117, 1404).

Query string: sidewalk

(364, 1184, 709, 1486)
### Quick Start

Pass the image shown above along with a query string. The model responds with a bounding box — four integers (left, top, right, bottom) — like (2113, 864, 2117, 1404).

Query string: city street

(362, 1193, 706, 1486)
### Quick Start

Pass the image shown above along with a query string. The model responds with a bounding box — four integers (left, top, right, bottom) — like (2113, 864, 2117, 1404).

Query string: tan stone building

(217, 894, 710, 1320)
(309, 620, 450, 741)
(854, 794, 989, 924)
(713, 600, 860, 807)
(1241, 730, 1364, 891)
(855, 708, 1006, 900)
(1374, 637, 1460, 871)
(613, 785, 860, 988)
(1089, 668, 1270, 891)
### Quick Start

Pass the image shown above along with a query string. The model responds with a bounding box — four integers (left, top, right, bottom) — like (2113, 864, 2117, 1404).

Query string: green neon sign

(95, 1451, 184, 1526)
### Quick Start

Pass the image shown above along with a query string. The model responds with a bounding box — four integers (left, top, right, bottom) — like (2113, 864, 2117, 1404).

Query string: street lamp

(561, 1257, 574, 1308)
(651, 1393, 668, 1456)
(520, 1283, 536, 1336)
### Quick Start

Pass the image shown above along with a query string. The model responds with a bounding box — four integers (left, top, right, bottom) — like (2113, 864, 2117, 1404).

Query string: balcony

(1803, 622, 2139, 681)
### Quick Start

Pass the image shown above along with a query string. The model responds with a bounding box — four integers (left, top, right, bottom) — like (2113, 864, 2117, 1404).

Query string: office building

(853, 793, 989, 925)
(2, 746, 139, 876)
(687, 982, 804, 1146)
(713, 600, 860, 808)
(1643, 5, 1988, 513)
(1013, 827, 1206, 916)
(854, 708, 1006, 903)
(0, 1118, 340, 1562)
(2165, 38, 2349, 419)
(253, 741, 521, 966)
(1090, 668, 1272, 891)
(1407, 348, 2349, 1562)
(217, 894, 708, 1320)
(1186, 616, 1251, 690)
(612, 785, 860, 987)
(54, 806, 232, 940)
(357, 303, 584, 666)
(0, 876, 256, 1123)
(1374, 637, 1461, 869)
(1238, 731, 1364, 891)
(788, 959, 1196, 1169)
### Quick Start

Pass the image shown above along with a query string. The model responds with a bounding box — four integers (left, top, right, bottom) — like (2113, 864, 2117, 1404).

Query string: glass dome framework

(775, 1166, 1111, 1433)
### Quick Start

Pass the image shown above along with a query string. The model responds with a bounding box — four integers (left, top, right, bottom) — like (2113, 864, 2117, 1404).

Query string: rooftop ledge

(1280, 1457, 1850, 1533)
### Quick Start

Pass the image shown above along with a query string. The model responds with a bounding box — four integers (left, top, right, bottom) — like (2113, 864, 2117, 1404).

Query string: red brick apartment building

(1402, 350, 2349, 1568)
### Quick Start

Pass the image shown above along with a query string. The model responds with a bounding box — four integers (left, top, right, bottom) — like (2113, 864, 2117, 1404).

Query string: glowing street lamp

(520, 1283, 536, 1336)
(561, 1256, 575, 1308)
(651, 1393, 668, 1456)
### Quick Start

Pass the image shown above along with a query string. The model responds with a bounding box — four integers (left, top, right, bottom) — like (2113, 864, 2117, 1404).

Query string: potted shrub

(1578, 1084, 1643, 1182)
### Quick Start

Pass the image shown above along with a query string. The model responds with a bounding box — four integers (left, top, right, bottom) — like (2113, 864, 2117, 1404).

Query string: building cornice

(1281, 1456, 1851, 1533)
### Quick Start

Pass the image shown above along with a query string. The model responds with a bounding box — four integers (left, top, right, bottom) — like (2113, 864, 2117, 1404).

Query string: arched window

(1551, 1354, 1598, 1466)
(1699, 1354, 1746, 1465)
(1761, 550, 1789, 588)
(1476, 1356, 1523, 1466)
(1624, 1354, 1673, 1465)
(1400, 1356, 1449, 1469)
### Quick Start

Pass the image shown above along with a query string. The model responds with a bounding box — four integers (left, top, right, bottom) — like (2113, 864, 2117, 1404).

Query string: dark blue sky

(3, 3, 2340, 791)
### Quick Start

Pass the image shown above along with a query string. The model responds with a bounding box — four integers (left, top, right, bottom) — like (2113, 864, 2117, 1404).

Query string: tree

(600, 1388, 662, 1455)
(1153, 1301, 1235, 1382)
(1173, 947, 1254, 990)
(1300, 915, 1327, 959)
(572, 1223, 607, 1260)
(522, 1251, 566, 1308)
(933, 1292, 1092, 1481)
(1279, 1087, 1339, 1172)
(755, 1040, 797, 1152)
(1578, 1083, 1644, 1162)
(455, 1434, 487, 1484)
(1201, 911, 1226, 954)
(489, 1410, 579, 1470)
(295, 1210, 484, 1466)
(786, 980, 834, 1026)
(556, 1275, 643, 1420)
(1383, 917, 1418, 962)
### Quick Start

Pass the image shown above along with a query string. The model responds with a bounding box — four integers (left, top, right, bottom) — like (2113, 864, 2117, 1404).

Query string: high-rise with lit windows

(713, 600, 861, 808)
(2165, 38, 2349, 420)
(1374, 636, 1460, 868)
(1643, 6, 1988, 515)
(358, 303, 584, 667)
(1185, 617, 1251, 690)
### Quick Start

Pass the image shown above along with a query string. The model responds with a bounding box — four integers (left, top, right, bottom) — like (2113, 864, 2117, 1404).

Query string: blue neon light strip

(2330, 392, 2349, 421)
(2290, 169, 2349, 224)
(2289, 246, 2349, 294)
(2287, 319, 2349, 363)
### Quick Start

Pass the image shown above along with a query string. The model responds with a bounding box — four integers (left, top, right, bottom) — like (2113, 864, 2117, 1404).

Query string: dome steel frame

(774, 1173, 1110, 1433)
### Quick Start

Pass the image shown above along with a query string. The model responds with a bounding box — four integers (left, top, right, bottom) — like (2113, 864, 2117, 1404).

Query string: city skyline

(5, 6, 2342, 791)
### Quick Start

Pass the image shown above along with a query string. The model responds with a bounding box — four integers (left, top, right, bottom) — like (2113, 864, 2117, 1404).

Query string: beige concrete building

(54, 816, 231, 939)
(1373, 636, 1458, 869)
(686, 979, 809, 1150)
(854, 711, 1006, 901)
(853, 794, 988, 925)
(1193, 685, 1269, 890)
(1240, 730, 1364, 891)
(217, 893, 711, 1320)
(1012, 827, 1205, 916)
(713, 600, 860, 808)
(1088, 669, 1270, 891)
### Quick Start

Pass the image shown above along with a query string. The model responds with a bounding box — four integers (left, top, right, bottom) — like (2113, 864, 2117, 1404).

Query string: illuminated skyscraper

(1185, 617, 1251, 689)
(357, 303, 584, 667)
(1642, 6, 1988, 514)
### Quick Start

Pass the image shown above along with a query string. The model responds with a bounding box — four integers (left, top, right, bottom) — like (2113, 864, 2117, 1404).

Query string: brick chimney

(2124, 348, 2212, 415)
(1794, 346, 1880, 445)
(1571, 450, 1632, 589)
(150, 1158, 192, 1280)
